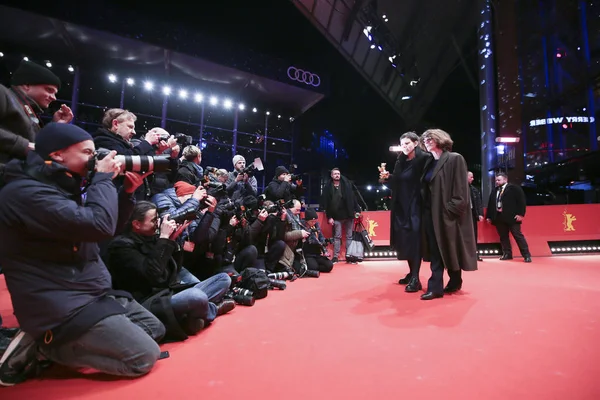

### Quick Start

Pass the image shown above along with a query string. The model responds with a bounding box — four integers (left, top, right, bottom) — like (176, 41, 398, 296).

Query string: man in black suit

(468, 171, 484, 262)
(485, 172, 532, 262)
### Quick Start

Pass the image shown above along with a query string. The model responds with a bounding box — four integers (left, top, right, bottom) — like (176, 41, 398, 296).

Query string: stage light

(126, 78, 135, 86)
(23, 56, 29, 61)
(194, 93, 203, 103)
(238, 103, 245, 111)
(162, 86, 172, 96)
(0, 52, 4, 57)
(252, 107, 257, 113)
(68, 65, 74, 72)
(108, 74, 117, 83)
(367, 185, 372, 190)
(266, 111, 271, 115)
(179, 89, 188, 99)
(209, 96, 218, 106)
(381, 185, 388, 190)
(277, 115, 281, 119)
(144, 81, 154, 91)
(223, 99, 233, 109)
(45, 61, 52, 68)
(401, 96, 411, 100)
(377, 46, 383, 51)
(370, 44, 376, 49)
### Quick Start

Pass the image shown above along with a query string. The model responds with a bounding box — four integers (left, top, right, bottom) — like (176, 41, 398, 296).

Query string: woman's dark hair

(125, 201, 157, 231)
(399, 131, 419, 143)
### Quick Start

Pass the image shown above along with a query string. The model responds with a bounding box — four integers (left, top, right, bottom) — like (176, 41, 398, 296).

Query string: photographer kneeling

(302, 209, 334, 273)
(106, 201, 235, 339)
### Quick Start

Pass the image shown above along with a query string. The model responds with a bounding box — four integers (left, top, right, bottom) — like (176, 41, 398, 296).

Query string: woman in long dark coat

(380, 132, 431, 292)
(419, 129, 477, 300)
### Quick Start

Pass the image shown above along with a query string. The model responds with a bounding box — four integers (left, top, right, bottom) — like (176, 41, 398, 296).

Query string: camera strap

(182, 226, 195, 252)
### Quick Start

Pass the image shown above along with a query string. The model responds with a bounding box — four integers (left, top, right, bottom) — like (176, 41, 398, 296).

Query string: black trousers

(494, 219, 531, 257)
(423, 209, 462, 293)
(256, 240, 286, 272)
(306, 255, 334, 273)
(472, 212, 479, 245)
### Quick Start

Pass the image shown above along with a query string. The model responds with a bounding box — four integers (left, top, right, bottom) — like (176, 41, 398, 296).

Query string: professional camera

(205, 182, 227, 197)
(268, 278, 287, 290)
(237, 158, 264, 178)
(226, 287, 255, 307)
(93, 148, 172, 173)
(167, 205, 199, 224)
(303, 270, 320, 278)
(158, 132, 193, 147)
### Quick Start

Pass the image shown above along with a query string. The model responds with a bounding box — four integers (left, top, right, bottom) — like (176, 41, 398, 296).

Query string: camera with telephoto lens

(158, 132, 193, 147)
(303, 269, 320, 278)
(226, 287, 255, 306)
(167, 205, 199, 224)
(93, 148, 172, 173)
(268, 278, 287, 290)
(205, 182, 228, 198)
(267, 271, 295, 281)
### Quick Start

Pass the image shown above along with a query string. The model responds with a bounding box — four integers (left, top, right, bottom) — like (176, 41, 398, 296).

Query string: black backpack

(239, 268, 270, 299)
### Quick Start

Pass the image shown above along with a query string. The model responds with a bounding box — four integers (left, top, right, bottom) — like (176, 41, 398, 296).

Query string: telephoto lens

(267, 271, 294, 281)
(268, 278, 287, 290)
(95, 148, 172, 173)
(303, 270, 320, 278)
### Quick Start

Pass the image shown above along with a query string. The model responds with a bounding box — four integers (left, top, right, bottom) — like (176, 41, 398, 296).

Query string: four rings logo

(287, 66, 321, 87)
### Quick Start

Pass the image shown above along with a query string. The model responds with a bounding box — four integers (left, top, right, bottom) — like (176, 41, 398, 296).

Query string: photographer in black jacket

(0, 123, 164, 385)
(106, 201, 235, 339)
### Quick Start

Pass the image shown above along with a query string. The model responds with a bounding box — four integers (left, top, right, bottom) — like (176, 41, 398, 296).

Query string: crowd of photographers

(0, 61, 363, 385)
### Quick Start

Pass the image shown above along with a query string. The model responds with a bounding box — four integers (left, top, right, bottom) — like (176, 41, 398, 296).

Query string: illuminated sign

(529, 116, 595, 127)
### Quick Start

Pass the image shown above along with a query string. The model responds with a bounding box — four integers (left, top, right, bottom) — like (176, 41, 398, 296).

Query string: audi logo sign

(287, 66, 321, 87)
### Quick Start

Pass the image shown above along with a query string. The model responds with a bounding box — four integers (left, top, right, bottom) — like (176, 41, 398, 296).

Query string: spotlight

(23, 56, 29, 61)
(252, 107, 257, 113)
(266, 111, 271, 115)
(370, 44, 376, 49)
(238, 103, 245, 111)
(144, 81, 154, 91)
(194, 93, 203, 103)
(0, 52, 4, 57)
(178, 89, 188, 99)
(126, 78, 135, 86)
(223, 99, 233, 109)
(209, 96, 218, 106)
(162, 86, 172, 96)
(277, 115, 281, 119)
(108, 74, 117, 83)
(67, 65, 74, 73)
(45, 61, 52, 68)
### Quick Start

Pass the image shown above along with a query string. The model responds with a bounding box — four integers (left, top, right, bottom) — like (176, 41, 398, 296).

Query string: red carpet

(2, 256, 600, 399)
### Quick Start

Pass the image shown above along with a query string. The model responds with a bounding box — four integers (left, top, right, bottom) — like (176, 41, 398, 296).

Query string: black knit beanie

(35, 123, 93, 160)
(11, 61, 61, 89)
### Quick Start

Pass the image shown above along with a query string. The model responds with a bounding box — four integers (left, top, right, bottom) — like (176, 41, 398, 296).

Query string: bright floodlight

(194, 93, 203, 103)
(367, 185, 372, 191)
(223, 99, 233, 109)
(108, 74, 117, 83)
(45, 62, 52, 68)
(162, 86, 172, 96)
(209, 96, 218, 106)
(179, 89, 188, 99)
(238, 103, 245, 111)
(277, 115, 281, 119)
(266, 111, 270, 116)
(252, 107, 257, 113)
(144, 81, 154, 91)
(23, 56, 29, 61)
(126, 78, 135, 86)
(0, 52, 4, 57)
(68, 65, 74, 72)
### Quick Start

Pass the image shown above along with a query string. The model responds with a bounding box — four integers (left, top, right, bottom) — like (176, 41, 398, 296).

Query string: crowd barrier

(314, 204, 600, 258)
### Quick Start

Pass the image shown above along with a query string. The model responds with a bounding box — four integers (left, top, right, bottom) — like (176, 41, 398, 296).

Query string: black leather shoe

(405, 277, 422, 292)
(421, 292, 443, 300)
(523, 256, 532, 263)
(499, 254, 513, 260)
(398, 273, 412, 285)
(444, 283, 462, 293)
(216, 299, 236, 316)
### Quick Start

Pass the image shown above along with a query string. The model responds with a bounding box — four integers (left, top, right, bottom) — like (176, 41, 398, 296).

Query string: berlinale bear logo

(562, 210, 576, 232)
(367, 218, 378, 237)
